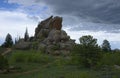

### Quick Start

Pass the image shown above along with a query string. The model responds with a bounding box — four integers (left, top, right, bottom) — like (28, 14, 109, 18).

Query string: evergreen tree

(24, 28, 29, 41)
(102, 39, 111, 52)
(2, 33, 13, 48)
(79, 35, 98, 47)
(78, 35, 102, 68)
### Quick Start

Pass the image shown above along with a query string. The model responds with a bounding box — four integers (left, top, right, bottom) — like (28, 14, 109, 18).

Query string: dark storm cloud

(36, 0, 120, 24)
(8, 0, 120, 32)
(35, 0, 120, 32)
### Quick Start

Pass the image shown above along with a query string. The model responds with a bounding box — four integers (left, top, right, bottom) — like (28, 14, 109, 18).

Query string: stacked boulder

(34, 16, 75, 55)
(15, 16, 75, 55)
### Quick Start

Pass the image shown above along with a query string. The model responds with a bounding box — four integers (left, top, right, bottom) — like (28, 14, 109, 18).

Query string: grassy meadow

(0, 49, 120, 78)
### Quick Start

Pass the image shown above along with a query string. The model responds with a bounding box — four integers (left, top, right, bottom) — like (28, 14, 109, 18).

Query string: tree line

(0, 30, 120, 70)
(1, 32, 112, 52)
(1, 28, 29, 48)
(72, 35, 112, 68)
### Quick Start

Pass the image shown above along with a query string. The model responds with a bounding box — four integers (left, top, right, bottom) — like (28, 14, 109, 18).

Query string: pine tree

(79, 35, 98, 47)
(2, 33, 13, 48)
(78, 35, 102, 68)
(102, 39, 111, 52)
(24, 28, 29, 41)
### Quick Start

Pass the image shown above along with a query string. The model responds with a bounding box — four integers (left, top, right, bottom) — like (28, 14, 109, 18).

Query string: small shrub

(79, 72, 97, 78)
(99, 52, 120, 66)
(53, 57, 70, 67)
(71, 44, 102, 68)
(53, 58, 65, 66)
(10, 50, 54, 64)
(52, 44, 60, 50)
(31, 41, 38, 49)
(0, 54, 9, 70)
(65, 71, 98, 78)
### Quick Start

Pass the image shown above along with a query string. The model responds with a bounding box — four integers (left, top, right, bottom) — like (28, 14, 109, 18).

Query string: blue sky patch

(0, 0, 20, 10)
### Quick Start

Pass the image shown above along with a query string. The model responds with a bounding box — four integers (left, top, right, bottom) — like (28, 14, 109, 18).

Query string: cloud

(7, 0, 50, 17)
(27, 15, 39, 21)
(34, 0, 120, 23)
(110, 41, 120, 49)
(43, 0, 120, 33)
(7, 0, 120, 33)
(8, 0, 38, 6)
(0, 10, 41, 43)
(65, 29, 120, 42)
(68, 22, 120, 33)
(8, 0, 120, 23)
(65, 29, 120, 49)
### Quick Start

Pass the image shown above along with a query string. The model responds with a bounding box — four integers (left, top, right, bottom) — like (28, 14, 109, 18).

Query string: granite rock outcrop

(15, 16, 75, 55)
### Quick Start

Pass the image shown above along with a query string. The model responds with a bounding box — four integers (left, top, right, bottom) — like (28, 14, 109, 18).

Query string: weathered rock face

(52, 16, 62, 30)
(15, 16, 75, 55)
(34, 16, 75, 55)
(35, 16, 62, 39)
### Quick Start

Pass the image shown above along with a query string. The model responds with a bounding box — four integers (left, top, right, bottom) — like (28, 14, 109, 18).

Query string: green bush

(53, 57, 70, 67)
(71, 44, 102, 68)
(65, 71, 98, 78)
(99, 52, 120, 66)
(52, 44, 60, 50)
(31, 41, 39, 49)
(0, 47, 6, 54)
(0, 54, 9, 70)
(10, 50, 54, 64)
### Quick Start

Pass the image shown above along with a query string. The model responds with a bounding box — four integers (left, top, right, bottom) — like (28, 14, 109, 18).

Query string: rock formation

(35, 16, 62, 39)
(34, 16, 75, 55)
(15, 16, 75, 55)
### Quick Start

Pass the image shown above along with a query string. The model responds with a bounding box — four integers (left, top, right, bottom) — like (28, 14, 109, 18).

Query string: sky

(0, 0, 120, 49)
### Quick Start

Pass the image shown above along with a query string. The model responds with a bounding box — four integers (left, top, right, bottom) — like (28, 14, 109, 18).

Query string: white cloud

(0, 10, 42, 43)
(0, 10, 120, 49)
(7, 0, 52, 20)
(65, 29, 120, 49)
(8, 0, 37, 6)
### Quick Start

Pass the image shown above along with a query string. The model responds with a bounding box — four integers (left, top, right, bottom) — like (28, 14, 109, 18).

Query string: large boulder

(35, 16, 62, 39)
(60, 30, 70, 41)
(36, 29, 50, 39)
(35, 16, 53, 37)
(50, 16, 62, 30)
(47, 29, 61, 43)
